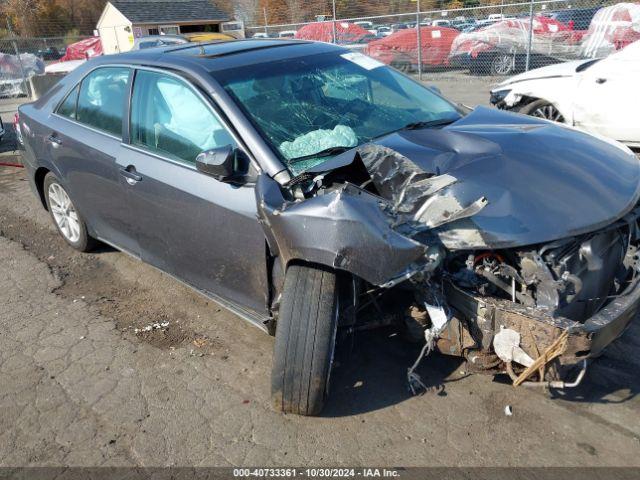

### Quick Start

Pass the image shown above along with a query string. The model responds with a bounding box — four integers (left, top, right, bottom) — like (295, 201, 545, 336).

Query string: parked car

(449, 16, 574, 75)
(0, 52, 44, 98)
(59, 37, 103, 62)
(133, 33, 234, 50)
(44, 59, 87, 74)
(252, 32, 278, 39)
(36, 46, 64, 61)
(18, 40, 640, 415)
(354, 20, 375, 33)
(431, 19, 451, 27)
(451, 19, 476, 31)
(391, 23, 410, 31)
(183, 32, 236, 43)
(490, 40, 640, 147)
(132, 35, 189, 50)
(365, 26, 460, 71)
(295, 22, 372, 45)
(545, 6, 601, 31)
(376, 26, 393, 37)
(580, 2, 640, 58)
(278, 30, 297, 38)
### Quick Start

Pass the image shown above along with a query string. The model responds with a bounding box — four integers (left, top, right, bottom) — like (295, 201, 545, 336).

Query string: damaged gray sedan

(18, 40, 640, 415)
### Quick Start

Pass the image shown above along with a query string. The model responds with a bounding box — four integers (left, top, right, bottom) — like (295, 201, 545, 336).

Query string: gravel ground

(1, 81, 640, 467)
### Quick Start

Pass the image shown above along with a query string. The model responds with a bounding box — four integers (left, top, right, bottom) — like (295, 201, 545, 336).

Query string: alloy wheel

(531, 104, 565, 123)
(48, 183, 81, 243)
(491, 54, 514, 76)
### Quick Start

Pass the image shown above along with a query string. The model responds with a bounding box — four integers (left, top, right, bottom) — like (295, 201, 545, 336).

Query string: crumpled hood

(494, 59, 587, 88)
(372, 107, 640, 249)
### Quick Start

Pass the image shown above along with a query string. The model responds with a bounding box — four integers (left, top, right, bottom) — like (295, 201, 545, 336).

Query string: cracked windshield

(219, 51, 461, 174)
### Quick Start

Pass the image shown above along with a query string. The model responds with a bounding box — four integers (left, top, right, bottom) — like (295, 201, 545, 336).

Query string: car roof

(90, 39, 344, 73)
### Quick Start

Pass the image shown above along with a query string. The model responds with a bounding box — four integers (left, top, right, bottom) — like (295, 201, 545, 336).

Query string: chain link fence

(0, 0, 638, 101)
(239, 0, 638, 82)
(0, 35, 90, 99)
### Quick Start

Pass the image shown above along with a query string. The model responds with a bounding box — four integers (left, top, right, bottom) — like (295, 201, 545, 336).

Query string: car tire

(519, 99, 566, 123)
(395, 62, 413, 73)
(490, 52, 515, 76)
(43, 173, 97, 252)
(271, 264, 339, 416)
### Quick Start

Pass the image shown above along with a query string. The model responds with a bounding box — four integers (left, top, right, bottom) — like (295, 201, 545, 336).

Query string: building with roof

(96, 0, 244, 54)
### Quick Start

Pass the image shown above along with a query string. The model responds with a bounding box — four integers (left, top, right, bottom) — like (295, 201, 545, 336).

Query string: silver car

(18, 39, 640, 415)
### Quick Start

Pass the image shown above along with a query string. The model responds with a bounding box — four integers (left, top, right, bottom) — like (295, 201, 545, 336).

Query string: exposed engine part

(407, 298, 450, 395)
(521, 360, 588, 389)
(447, 226, 631, 324)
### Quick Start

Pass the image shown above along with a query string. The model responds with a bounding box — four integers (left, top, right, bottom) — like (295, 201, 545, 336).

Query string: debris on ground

(134, 321, 170, 334)
(192, 337, 209, 348)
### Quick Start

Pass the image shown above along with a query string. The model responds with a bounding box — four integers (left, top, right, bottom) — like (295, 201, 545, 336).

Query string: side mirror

(196, 145, 235, 181)
(428, 85, 442, 95)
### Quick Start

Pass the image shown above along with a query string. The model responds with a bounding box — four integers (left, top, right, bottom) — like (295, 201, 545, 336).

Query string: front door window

(130, 70, 236, 165)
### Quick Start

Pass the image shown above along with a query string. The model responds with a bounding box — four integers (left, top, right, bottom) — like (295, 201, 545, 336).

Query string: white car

(278, 30, 297, 38)
(44, 59, 87, 74)
(490, 41, 640, 148)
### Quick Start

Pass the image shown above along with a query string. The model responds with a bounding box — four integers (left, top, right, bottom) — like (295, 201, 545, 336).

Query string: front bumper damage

(257, 137, 639, 391)
(439, 275, 640, 380)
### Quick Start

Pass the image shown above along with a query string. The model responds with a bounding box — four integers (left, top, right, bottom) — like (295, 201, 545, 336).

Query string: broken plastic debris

(424, 302, 448, 331)
(133, 321, 170, 334)
(493, 327, 535, 367)
(192, 337, 209, 348)
(279, 125, 357, 160)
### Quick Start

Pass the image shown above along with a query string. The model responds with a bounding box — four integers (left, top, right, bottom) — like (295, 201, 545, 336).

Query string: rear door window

(76, 67, 131, 137)
(130, 69, 236, 165)
(56, 84, 80, 119)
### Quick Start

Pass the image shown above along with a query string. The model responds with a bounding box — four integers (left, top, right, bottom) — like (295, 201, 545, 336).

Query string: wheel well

(513, 95, 540, 110)
(34, 167, 50, 210)
(284, 259, 360, 326)
(285, 258, 348, 279)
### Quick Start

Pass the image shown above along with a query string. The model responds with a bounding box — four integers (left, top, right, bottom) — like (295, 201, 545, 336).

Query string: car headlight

(490, 89, 511, 106)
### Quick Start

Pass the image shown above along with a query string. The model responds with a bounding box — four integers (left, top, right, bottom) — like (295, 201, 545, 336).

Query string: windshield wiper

(288, 146, 354, 164)
(372, 116, 460, 141)
(400, 117, 458, 131)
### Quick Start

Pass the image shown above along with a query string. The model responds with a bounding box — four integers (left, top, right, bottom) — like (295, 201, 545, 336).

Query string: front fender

(502, 77, 577, 124)
(255, 174, 428, 286)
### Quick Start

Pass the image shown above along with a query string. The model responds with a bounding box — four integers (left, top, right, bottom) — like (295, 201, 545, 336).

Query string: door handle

(119, 166, 142, 184)
(47, 133, 62, 145)
(596, 78, 607, 84)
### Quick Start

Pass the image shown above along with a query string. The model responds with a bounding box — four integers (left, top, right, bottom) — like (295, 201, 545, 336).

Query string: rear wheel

(520, 99, 566, 123)
(490, 52, 515, 76)
(271, 264, 339, 416)
(395, 62, 413, 73)
(43, 173, 96, 252)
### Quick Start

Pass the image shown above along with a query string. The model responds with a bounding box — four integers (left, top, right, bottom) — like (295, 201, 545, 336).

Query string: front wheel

(271, 264, 339, 416)
(520, 99, 565, 123)
(44, 173, 96, 252)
